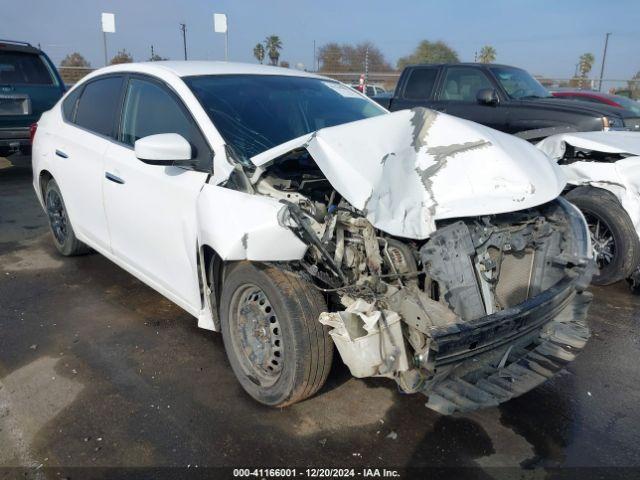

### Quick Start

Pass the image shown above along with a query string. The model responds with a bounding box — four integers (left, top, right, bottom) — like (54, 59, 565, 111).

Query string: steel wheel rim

(229, 284, 283, 386)
(585, 213, 615, 270)
(46, 189, 68, 245)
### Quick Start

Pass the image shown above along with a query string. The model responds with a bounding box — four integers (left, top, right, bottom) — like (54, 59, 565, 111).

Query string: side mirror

(134, 133, 192, 163)
(476, 88, 499, 106)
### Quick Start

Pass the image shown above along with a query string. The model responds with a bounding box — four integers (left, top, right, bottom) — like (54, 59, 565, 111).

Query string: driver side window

(120, 77, 212, 171)
(121, 78, 192, 146)
(439, 67, 493, 102)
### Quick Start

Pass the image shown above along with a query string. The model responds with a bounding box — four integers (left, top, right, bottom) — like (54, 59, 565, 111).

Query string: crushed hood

(536, 131, 640, 160)
(251, 107, 566, 239)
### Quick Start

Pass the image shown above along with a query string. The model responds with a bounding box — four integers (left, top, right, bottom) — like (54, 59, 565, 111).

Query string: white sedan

(32, 62, 594, 414)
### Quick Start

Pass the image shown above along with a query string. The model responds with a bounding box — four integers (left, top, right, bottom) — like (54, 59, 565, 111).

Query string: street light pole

(102, 31, 108, 66)
(598, 32, 611, 92)
(180, 23, 187, 60)
(224, 23, 228, 61)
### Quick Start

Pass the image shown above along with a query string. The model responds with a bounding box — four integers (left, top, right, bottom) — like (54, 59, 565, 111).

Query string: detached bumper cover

(425, 288, 592, 414)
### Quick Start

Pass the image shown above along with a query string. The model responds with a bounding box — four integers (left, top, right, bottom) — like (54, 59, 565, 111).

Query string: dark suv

(0, 40, 65, 156)
(375, 63, 628, 140)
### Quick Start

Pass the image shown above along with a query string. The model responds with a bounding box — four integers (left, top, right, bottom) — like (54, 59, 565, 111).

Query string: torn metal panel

(196, 184, 307, 261)
(251, 108, 566, 239)
(536, 130, 640, 160)
(536, 131, 640, 236)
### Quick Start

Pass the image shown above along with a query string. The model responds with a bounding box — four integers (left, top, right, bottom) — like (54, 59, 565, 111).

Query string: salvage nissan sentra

(31, 62, 594, 414)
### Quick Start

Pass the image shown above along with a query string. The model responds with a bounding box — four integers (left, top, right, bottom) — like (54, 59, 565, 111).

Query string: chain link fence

(58, 66, 640, 99)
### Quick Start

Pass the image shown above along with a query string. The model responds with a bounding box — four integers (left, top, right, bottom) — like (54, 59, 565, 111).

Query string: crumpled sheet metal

(536, 131, 640, 236)
(536, 130, 640, 160)
(196, 185, 307, 261)
(254, 107, 566, 240)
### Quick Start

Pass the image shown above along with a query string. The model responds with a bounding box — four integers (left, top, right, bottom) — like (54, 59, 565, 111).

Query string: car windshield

(0, 51, 56, 85)
(490, 66, 551, 100)
(185, 74, 385, 160)
(612, 95, 640, 115)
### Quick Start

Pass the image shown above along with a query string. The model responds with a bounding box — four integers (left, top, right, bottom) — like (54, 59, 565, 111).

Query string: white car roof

(83, 61, 326, 80)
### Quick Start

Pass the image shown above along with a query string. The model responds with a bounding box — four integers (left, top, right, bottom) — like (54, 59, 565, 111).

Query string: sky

(2, 0, 639, 80)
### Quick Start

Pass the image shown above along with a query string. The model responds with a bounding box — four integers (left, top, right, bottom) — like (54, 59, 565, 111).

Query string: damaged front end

(221, 108, 595, 414)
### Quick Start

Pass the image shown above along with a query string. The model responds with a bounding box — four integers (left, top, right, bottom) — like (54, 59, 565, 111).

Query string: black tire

(219, 262, 333, 407)
(44, 179, 91, 256)
(566, 187, 640, 285)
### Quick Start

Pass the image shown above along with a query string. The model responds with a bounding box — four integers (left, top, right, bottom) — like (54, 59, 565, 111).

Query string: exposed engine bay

(233, 145, 595, 414)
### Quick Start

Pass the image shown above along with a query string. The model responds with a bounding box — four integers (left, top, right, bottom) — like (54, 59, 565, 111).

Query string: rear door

(102, 75, 212, 310)
(0, 49, 64, 132)
(52, 75, 124, 251)
(388, 66, 440, 111)
(433, 66, 508, 130)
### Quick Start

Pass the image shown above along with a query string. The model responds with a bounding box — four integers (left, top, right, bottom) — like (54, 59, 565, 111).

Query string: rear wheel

(566, 187, 640, 285)
(44, 179, 90, 256)
(219, 262, 333, 407)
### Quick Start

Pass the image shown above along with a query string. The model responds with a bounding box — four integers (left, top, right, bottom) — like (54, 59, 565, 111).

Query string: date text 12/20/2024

(233, 468, 401, 478)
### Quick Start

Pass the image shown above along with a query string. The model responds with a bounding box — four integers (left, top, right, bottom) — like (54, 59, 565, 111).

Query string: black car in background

(0, 39, 65, 157)
(375, 63, 628, 140)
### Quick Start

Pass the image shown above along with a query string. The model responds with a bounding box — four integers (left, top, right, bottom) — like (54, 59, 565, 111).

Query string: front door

(434, 66, 508, 131)
(102, 76, 213, 311)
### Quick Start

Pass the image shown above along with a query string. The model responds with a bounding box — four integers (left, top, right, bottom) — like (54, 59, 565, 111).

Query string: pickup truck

(0, 39, 65, 157)
(374, 63, 628, 140)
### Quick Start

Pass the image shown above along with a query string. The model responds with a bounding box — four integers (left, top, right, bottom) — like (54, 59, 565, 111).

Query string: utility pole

(598, 32, 611, 92)
(179, 23, 187, 60)
(150, 44, 155, 60)
(474, 50, 477, 62)
(313, 40, 316, 72)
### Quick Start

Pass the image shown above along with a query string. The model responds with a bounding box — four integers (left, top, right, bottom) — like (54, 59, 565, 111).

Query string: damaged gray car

(33, 63, 595, 414)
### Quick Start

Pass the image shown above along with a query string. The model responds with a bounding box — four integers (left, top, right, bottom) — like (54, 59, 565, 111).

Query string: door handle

(55, 149, 68, 158)
(105, 172, 125, 184)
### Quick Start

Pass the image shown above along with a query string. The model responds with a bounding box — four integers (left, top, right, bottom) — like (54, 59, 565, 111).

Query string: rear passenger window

(0, 51, 55, 85)
(403, 68, 438, 100)
(74, 76, 123, 137)
(61, 87, 81, 122)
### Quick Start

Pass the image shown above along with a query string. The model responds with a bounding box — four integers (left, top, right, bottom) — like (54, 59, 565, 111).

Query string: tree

(478, 45, 496, 64)
(253, 43, 265, 64)
(264, 35, 283, 66)
(279, 60, 290, 68)
(110, 49, 133, 65)
(397, 40, 459, 69)
(148, 47, 168, 61)
(578, 53, 595, 78)
(149, 53, 168, 61)
(628, 70, 640, 99)
(318, 41, 392, 72)
(60, 52, 91, 68)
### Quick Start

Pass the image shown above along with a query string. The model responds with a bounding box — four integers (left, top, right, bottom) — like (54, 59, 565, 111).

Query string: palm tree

(579, 53, 595, 78)
(264, 35, 282, 66)
(253, 43, 265, 64)
(478, 45, 496, 64)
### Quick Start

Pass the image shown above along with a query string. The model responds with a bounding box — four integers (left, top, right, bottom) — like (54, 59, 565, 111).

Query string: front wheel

(566, 187, 640, 285)
(219, 262, 333, 407)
